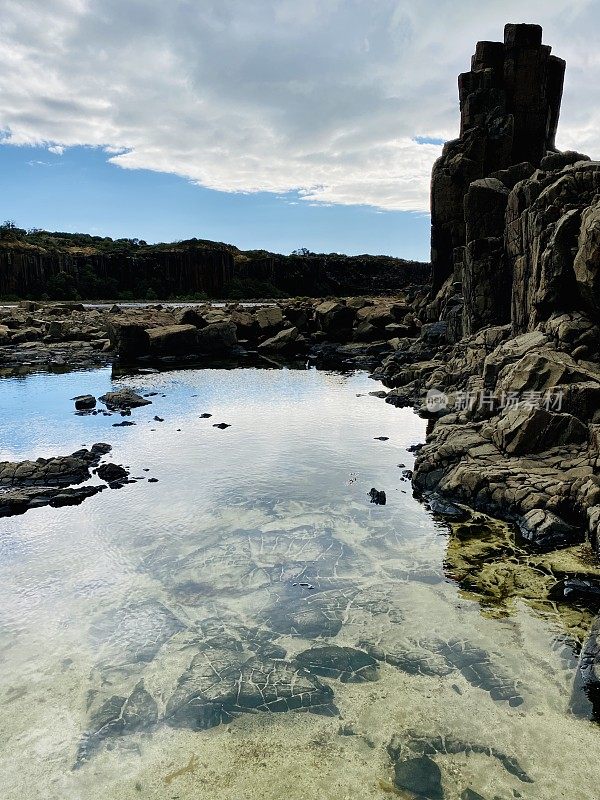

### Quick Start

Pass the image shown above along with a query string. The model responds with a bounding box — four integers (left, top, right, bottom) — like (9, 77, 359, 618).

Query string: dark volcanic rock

(571, 615, 600, 721)
(392, 756, 444, 799)
(431, 24, 565, 302)
(295, 646, 379, 683)
(73, 394, 96, 410)
(99, 388, 151, 410)
(369, 488, 387, 505)
(0, 443, 112, 517)
(165, 649, 336, 730)
(76, 681, 158, 765)
(96, 463, 129, 484)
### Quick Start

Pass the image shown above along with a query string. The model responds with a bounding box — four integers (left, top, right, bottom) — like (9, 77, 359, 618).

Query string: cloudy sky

(0, 0, 598, 258)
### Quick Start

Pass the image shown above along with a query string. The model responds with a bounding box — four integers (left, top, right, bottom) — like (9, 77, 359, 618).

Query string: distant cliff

(0, 227, 430, 300)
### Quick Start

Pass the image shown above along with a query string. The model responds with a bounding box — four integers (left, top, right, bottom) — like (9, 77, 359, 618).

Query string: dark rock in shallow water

(388, 730, 532, 785)
(427, 495, 470, 522)
(89, 599, 185, 671)
(165, 649, 336, 731)
(393, 755, 444, 799)
(213, 422, 231, 429)
(361, 634, 523, 706)
(369, 488, 387, 505)
(96, 463, 129, 484)
(73, 394, 96, 410)
(460, 790, 487, 800)
(76, 681, 158, 765)
(99, 388, 151, 410)
(550, 578, 600, 607)
(295, 646, 379, 682)
(571, 615, 600, 721)
(0, 443, 112, 517)
(374, 436, 389, 441)
(112, 420, 136, 427)
(199, 413, 212, 418)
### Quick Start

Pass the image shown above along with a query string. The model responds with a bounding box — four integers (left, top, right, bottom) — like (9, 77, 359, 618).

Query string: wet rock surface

(295, 646, 379, 683)
(0, 443, 114, 516)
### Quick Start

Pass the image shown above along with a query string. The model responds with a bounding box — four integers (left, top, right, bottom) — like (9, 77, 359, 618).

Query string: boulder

(174, 306, 209, 327)
(356, 304, 394, 327)
(496, 348, 600, 395)
(99, 388, 151, 410)
(196, 321, 238, 351)
(518, 509, 581, 550)
(108, 323, 150, 359)
(230, 309, 256, 337)
(73, 394, 96, 411)
(257, 327, 299, 352)
(314, 301, 355, 338)
(147, 324, 198, 356)
(255, 306, 283, 331)
(492, 404, 588, 455)
(352, 321, 380, 342)
(10, 327, 41, 343)
(483, 331, 549, 387)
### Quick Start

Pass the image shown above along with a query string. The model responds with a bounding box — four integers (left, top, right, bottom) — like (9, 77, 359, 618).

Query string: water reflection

(0, 367, 598, 799)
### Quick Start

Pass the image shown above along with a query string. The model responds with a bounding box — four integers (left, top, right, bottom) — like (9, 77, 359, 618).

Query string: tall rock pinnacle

(431, 24, 566, 298)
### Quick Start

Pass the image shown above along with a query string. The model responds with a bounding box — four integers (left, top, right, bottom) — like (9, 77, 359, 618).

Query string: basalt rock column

(430, 23, 566, 334)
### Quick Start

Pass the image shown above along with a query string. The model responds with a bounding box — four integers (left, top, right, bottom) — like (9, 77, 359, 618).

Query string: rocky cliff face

(372, 24, 600, 563)
(0, 234, 430, 301)
(428, 22, 600, 346)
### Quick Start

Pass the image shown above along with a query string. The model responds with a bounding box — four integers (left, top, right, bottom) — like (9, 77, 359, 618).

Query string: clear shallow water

(0, 367, 598, 800)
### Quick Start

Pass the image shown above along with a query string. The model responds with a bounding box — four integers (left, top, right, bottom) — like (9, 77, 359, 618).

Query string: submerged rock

(165, 649, 336, 730)
(295, 646, 379, 683)
(89, 599, 185, 672)
(392, 755, 444, 799)
(76, 681, 158, 765)
(387, 729, 533, 786)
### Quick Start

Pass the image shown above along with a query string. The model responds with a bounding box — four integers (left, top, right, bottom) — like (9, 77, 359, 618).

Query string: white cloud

(0, 0, 598, 212)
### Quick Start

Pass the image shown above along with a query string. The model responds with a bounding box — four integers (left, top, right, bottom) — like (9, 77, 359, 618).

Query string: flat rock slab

(165, 649, 336, 730)
(295, 645, 379, 682)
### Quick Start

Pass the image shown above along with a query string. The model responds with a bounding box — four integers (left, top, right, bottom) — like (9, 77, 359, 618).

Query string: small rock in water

(374, 436, 389, 441)
(72, 394, 96, 411)
(200, 413, 212, 419)
(112, 421, 136, 427)
(213, 423, 231, 429)
(153, 416, 164, 422)
(99, 388, 151, 410)
(96, 463, 129, 484)
(369, 488, 386, 505)
(148, 478, 159, 483)
(393, 756, 443, 800)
